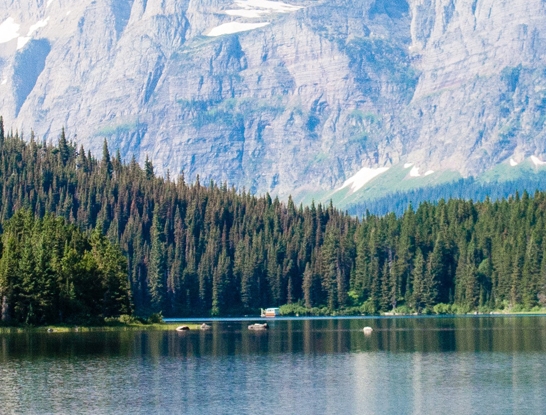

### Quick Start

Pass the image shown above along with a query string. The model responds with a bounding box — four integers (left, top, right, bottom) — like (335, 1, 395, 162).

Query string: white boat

(260, 307, 280, 317)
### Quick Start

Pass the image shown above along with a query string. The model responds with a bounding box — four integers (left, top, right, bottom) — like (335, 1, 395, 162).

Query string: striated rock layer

(1, 0, 546, 197)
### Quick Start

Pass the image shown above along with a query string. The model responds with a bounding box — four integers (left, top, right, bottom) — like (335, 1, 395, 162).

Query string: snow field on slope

(0, 18, 20, 44)
(206, 22, 270, 36)
(339, 167, 390, 192)
(531, 156, 546, 166)
(234, 0, 303, 12)
(0, 16, 50, 49)
(225, 10, 269, 18)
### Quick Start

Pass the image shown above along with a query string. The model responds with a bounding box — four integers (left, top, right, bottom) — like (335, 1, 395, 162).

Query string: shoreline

(0, 323, 203, 334)
(2, 310, 546, 333)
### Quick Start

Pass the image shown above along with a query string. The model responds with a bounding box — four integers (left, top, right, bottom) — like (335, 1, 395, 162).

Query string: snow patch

(225, 9, 269, 17)
(424, 170, 434, 176)
(409, 166, 420, 177)
(510, 158, 518, 167)
(17, 36, 30, 50)
(403, 163, 413, 169)
(339, 167, 389, 192)
(206, 22, 269, 36)
(1, 16, 50, 49)
(0, 17, 20, 44)
(27, 17, 50, 36)
(1, 79, 6, 85)
(531, 156, 546, 166)
(234, 0, 303, 12)
(46, 0, 53, 7)
(66, 11, 71, 16)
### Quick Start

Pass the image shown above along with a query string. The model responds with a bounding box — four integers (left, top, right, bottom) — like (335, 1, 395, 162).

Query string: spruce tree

(145, 155, 154, 180)
(102, 139, 113, 178)
(148, 207, 167, 313)
(0, 115, 4, 144)
(411, 248, 425, 312)
(58, 127, 70, 165)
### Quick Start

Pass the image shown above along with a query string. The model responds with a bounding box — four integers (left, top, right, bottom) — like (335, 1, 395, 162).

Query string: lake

(1, 316, 546, 414)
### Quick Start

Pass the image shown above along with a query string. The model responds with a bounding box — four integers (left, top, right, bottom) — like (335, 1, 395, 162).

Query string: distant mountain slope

(299, 156, 546, 213)
(347, 171, 546, 217)
(1, 0, 546, 199)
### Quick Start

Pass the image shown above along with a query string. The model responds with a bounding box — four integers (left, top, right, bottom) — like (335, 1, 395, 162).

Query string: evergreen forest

(0, 117, 545, 322)
(0, 210, 130, 324)
(348, 173, 546, 217)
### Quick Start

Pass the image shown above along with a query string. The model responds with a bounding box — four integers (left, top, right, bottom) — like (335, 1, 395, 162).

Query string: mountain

(1, 0, 546, 200)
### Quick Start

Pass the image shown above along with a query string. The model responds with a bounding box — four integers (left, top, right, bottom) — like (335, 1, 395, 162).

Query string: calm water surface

(1, 316, 546, 414)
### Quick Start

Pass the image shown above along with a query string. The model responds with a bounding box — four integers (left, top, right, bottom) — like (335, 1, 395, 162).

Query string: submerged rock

(248, 323, 269, 331)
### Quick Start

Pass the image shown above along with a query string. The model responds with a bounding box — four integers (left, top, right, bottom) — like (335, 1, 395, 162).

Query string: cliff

(1, 0, 546, 198)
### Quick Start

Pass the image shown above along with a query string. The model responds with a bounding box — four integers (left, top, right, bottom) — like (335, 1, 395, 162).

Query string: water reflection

(1, 317, 546, 360)
(0, 317, 545, 415)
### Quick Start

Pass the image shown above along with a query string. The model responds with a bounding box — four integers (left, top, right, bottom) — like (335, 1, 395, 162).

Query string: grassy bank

(278, 302, 546, 317)
(0, 323, 203, 334)
(0, 314, 204, 334)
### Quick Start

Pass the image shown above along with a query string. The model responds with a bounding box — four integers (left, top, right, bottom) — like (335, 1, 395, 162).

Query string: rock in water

(176, 326, 190, 331)
(248, 323, 269, 330)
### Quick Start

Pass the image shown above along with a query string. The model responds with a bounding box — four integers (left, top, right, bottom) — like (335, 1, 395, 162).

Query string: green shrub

(510, 304, 525, 313)
(279, 303, 309, 316)
(478, 305, 492, 314)
(392, 305, 412, 315)
(347, 291, 361, 306)
(433, 303, 452, 315)
(147, 312, 164, 324)
(119, 314, 139, 325)
(360, 300, 377, 315)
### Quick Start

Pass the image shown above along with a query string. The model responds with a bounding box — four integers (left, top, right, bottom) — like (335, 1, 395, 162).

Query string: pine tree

(302, 263, 314, 308)
(411, 248, 426, 312)
(522, 235, 541, 308)
(510, 245, 524, 307)
(102, 139, 113, 178)
(58, 127, 70, 165)
(145, 155, 154, 180)
(0, 115, 4, 144)
(148, 207, 167, 313)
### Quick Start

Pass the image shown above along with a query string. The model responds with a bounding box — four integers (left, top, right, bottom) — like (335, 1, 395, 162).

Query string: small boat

(248, 323, 269, 330)
(260, 307, 280, 318)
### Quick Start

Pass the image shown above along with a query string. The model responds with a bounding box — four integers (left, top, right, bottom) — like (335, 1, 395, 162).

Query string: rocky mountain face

(1, 0, 546, 199)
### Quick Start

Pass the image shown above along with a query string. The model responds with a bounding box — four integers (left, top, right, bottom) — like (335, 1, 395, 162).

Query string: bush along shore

(1, 119, 546, 324)
(277, 303, 546, 317)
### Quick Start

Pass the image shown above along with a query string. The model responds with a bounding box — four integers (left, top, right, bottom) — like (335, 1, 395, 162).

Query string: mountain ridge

(1, 0, 546, 199)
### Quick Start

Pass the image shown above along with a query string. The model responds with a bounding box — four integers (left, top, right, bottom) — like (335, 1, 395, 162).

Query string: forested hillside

(0, 118, 545, 318)
(348, 174, 546, 217)
(0, 211, 130, 324)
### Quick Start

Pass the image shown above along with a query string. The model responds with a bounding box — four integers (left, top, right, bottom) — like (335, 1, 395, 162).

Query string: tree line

(0, 117, 545, 320)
